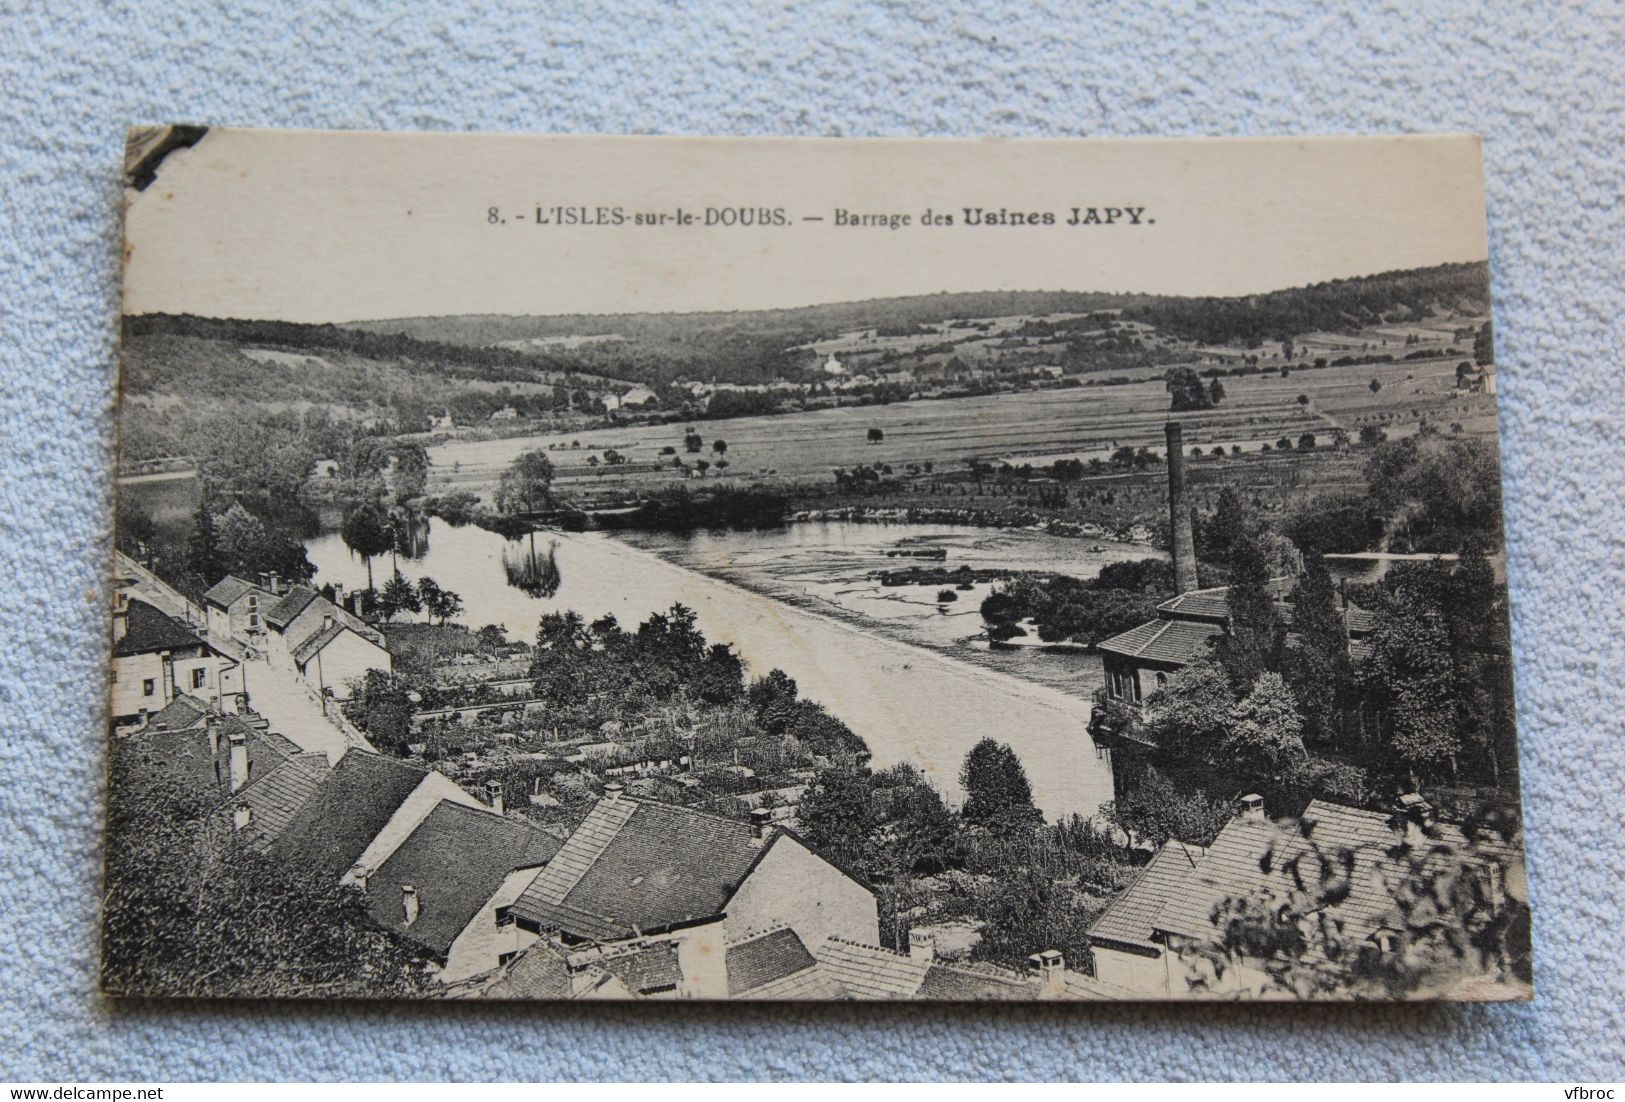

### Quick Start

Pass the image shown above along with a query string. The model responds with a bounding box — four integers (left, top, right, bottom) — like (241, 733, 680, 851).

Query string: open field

(426, 355, 1499, 501)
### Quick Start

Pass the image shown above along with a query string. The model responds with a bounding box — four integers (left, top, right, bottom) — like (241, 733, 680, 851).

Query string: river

(304, 519, 1124, 819)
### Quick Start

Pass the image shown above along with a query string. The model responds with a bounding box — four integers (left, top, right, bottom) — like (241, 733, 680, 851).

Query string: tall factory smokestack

(1165, 422, 1199, 595)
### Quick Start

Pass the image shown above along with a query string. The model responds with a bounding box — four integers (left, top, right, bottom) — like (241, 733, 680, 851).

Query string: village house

(502, 786, 880, 998)
(487, 405, 519, 423)
(261, 585, 392, 698)
(1085, 794, 1526, 998)
(201, 575, 271, 647)
(110, 594, 238, 726)
(270, 749, 482, 886)
(128, 699, 302, 792)
(1095, 422, 1373, 708)
(361, 794, 562, 983)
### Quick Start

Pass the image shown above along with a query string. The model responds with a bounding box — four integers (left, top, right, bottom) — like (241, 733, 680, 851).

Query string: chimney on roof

(907, 928, 936, 962)
(605, 781, 625, 801)
(332, 582, 345, 606)
(402, 885, 420, 925)
(749, 807, 773, 843)
(112, 603, 129, 643)
(232, 804, 251, 831)
(1238, 793, 1266, 822)
(1027, 950, 1066, 998)
(1164, 422, 1199, 595)
(1395, 793, 1436, 847)
(486, 779, 505, 816)
(349, 863, 369, 892)
(322, 613, 334, 633)
(269, 572, 281, 595)
(226, 727, 250, 792)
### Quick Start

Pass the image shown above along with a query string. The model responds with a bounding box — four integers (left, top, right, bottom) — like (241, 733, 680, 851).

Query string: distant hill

(122, 261, 1489, 394)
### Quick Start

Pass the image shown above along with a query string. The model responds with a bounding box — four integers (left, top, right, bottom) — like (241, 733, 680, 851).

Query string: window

(1155, 672, 1168, 690)
(191, 668, 207, 690)
(142, 678, 156, 697)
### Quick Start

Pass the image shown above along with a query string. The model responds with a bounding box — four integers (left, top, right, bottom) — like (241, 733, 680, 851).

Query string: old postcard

(106, 128, 1529, 1002)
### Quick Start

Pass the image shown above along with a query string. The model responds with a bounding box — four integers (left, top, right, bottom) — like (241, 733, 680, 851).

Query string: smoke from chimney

(1164, 422, 1199, 594)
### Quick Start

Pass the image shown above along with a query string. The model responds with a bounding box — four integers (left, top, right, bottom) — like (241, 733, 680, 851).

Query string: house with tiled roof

(362, 798, 561, 982)
(505, 786, 879, 998)
(110, 597, 236, 725)
(227, 751, 332, 851)
(726, 927, 847, 999)
(446, 939, 632, 1001)
(1095, 575, 1377, 709)
(1086, 794, 1527, 998)
(807, 929, 1120, 1001)
(271, 749, 482, 885)
(260, 584, 391, 698)
(202, 575, 271, 645)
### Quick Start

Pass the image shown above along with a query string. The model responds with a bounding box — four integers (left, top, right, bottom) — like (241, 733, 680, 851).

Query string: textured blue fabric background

(3, 0, 1622, 1082)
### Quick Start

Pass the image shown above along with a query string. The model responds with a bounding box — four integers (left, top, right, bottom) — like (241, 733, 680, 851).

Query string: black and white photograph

(104, 128, 1530, 1003)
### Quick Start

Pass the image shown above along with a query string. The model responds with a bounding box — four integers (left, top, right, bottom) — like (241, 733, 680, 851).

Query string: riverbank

(304, 518, 1115, 818)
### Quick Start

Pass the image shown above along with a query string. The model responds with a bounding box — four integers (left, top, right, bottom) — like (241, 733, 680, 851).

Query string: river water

(304, 519, 1133, 819)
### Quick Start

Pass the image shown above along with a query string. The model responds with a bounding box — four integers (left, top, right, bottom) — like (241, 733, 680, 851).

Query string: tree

(1104, 765, 1232, 847)
(343, 668, 414, 755)
(1296, 394, 1310, 406)
(1473, 320, 1493, 366)
(1297, 432, 1317, 451)
(1358, 424, 1387, 447)
(1216, 528, 1279, 689)
(867, 427, 885, 444)
(341, 502, 393, 590)
(798, 767, 879, 869)
(1165, 367, 1212, 411)
(1225, 672, 1307, 777)
(185, 497, 222, 582)
(102, 739, 432, 998)
(684, 431, 704, 453)
(377, 572, 422, 622)
(495, 449, 554, 514)
(696, 642, 745, 704)
(1207, 378, 1227, 405)
(712, 439, 728, 456)
(1145, 658, 1234, 760)
(1281, 558, 1352, 743)
(1198, 486, 1250, 563)
(416, 575, 464, 626)
(1369, 378, 1383, 394)
(960, 738, 1043, 834)
(1361, 595, 1459, 779)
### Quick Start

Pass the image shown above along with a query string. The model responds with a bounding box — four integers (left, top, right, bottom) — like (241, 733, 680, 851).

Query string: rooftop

(230, 752, 331, 851)
(1096, 617, 1222, 665)
(726, 927, 820, 997)
(812, 937, 932, 999)
(365, 800, 560, 957)
(508, 795, 768, 942)
(271, 750, 432, 882)
(1092, 799, 1523, 956)
(201, 575, 262, 609)
(113, 599, 206, 657)
(264, 586, 321, 630)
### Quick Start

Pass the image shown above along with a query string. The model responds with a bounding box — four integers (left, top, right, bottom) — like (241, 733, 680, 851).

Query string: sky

(122, 129, 1490, 324)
